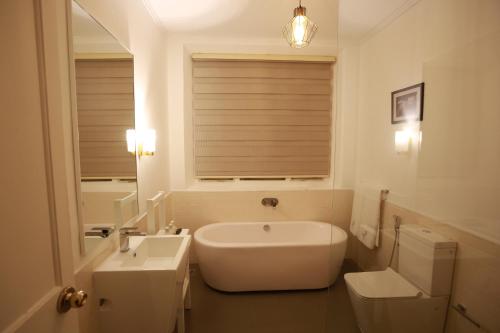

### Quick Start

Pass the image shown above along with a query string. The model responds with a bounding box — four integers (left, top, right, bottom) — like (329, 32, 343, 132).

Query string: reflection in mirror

(72, 1, 138, 255)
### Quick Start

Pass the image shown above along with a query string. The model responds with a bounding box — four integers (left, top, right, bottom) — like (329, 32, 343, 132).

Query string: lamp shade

(142, 129, 156, 155)
(282, 5, 318, 48)
(126, 129, 136, 154)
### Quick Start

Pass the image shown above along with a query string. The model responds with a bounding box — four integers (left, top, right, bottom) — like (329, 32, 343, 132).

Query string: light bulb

(142, 129, 156, 155)
(395, 130, 411, 154)
(126, 129, 136, 154)
(283, 2, 318, 48)
(292, 15, 307, 45)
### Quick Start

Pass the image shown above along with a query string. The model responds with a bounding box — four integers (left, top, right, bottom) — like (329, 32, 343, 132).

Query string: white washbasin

(96, 235, 189, 270)
(93, 235, 191, 333)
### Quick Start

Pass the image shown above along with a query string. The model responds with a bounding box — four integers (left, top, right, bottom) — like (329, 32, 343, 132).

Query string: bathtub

(194, 221, 347, 292)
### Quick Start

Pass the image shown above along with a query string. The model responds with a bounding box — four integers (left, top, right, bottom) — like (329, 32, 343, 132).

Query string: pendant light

(282, 0, 318, 48)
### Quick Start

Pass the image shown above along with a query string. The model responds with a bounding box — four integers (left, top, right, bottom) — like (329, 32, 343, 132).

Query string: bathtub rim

(194, 221, 347, 249)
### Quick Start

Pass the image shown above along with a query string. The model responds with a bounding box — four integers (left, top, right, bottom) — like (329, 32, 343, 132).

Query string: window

(192, 58, 333, 179)
(75, 59, 136, 178)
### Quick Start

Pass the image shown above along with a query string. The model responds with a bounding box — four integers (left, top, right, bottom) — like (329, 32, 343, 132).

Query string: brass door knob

(57, 286, 88, 313)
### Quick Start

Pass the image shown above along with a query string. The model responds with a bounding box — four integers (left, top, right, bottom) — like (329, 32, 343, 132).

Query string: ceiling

(141, 0, 338, 42)
(142, 0, 417, 43)
(72, 1, 128, 53)
(340, 0, 417, 41)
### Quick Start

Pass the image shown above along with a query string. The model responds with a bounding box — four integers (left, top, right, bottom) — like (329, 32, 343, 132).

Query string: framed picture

(391, 82, 424, 124)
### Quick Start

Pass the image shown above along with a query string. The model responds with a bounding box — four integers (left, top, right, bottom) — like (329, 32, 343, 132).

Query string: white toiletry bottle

(166, 220, 177, 235)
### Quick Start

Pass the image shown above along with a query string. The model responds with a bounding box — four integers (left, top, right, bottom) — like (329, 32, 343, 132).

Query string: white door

(1, 0, 82, 332)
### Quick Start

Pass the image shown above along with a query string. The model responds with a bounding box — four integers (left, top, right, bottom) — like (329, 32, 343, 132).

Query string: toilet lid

(344, 268, 423, 299)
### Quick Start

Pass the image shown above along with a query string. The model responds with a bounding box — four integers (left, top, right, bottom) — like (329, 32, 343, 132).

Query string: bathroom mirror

(71, 1, 138, 255)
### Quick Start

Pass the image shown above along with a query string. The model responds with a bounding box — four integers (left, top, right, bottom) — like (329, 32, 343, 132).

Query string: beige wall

(352, 0, 500, 243)
(333, 43, 360, 190)
(82, 192, 136, 225)
(342, 0, 500, 331)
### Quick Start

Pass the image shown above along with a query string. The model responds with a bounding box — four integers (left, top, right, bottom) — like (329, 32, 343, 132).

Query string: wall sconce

(126, 129, 136, 154)
(126, 129, 156, 157)
(394, 128, 422, 154)
(394, 129, 411, 154)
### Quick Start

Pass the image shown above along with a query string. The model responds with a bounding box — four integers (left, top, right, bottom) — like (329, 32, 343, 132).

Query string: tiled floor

(185, 261, 361, 333)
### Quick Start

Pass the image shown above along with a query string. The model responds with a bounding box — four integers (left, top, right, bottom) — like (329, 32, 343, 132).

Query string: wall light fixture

(395, 128, 422, 154)
(126, 129, 156, 157)
(282, 0, 318, 48)
(394, 129, 411, 154)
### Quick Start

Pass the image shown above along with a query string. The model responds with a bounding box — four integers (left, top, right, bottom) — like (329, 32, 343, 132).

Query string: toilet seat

(345, 268, 423, 299)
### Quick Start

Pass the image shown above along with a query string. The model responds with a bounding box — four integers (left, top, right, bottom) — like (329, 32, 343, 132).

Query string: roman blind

(192, 58, 333, 178)
(75, 59, 136, 178)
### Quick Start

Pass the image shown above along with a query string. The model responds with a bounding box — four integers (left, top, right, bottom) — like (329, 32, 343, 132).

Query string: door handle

(56, 286, 88, 313)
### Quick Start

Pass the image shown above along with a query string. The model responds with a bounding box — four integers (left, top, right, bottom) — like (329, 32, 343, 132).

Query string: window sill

(184, 178, 335, 192)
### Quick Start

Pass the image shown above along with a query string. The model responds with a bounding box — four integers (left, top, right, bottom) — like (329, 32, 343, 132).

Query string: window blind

(192, 59, 333, 178)
(75, 59, 136, 178)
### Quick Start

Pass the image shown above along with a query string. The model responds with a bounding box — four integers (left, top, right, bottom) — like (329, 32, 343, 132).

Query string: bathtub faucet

(261, 197, 279, 208)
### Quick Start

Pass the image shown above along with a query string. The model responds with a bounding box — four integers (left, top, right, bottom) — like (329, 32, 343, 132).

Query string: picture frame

(391, 82, 424, 124)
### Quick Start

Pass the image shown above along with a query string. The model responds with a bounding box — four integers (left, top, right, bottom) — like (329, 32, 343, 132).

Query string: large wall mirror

(72, 1, 138, 255)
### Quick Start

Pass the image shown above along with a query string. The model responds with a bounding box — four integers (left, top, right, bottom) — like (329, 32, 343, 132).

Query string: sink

(97, 235, 188, 270)
(94, 235, 191, 333)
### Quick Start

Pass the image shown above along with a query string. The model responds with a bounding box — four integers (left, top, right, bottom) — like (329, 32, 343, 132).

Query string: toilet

(345, 224, 457, 333)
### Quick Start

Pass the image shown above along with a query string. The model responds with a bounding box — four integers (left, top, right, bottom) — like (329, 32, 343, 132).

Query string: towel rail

(113, 191, 138, 227)
(377, 189, 390, 246)
(451, 304, 487, 331)
(147, 191, 167, 234)
(379, 189, 389, 225)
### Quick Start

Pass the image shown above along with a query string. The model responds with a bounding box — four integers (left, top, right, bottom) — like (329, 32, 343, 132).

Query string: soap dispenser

(165, 220, 177, 235)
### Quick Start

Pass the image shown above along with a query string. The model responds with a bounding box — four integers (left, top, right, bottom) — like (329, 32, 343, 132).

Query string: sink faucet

(119, 227, 146, 252)
(87, 226, 115, 238)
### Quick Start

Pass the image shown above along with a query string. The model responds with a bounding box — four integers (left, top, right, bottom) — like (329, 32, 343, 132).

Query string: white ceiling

(142, 0, 417, 43)
(340, 0, 418, 41)
(72, 1, 128, 53)
(142, 0, 338, 42)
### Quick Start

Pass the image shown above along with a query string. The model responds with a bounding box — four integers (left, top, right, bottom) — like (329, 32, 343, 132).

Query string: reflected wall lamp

(282, 0, 318, 48)
(126, 129, 156, 157)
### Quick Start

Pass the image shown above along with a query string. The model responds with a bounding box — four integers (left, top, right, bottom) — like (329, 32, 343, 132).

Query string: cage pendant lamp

(282, 0, 318, 48)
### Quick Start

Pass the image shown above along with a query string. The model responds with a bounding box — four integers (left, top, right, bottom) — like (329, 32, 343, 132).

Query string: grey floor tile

(184, 261, 361, 333)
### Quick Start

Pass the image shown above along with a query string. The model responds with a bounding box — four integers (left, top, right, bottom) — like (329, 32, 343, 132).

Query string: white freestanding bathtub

(194, 221, 347, 292)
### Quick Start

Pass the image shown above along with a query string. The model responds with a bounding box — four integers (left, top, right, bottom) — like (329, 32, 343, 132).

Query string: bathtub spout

(261, 198, 279, 208)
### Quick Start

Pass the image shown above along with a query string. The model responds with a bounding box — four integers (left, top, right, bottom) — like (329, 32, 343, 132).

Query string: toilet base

(346, 284, 448, 333)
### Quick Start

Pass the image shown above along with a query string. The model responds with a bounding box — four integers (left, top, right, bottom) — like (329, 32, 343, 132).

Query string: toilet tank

(398, 225, 456, 296)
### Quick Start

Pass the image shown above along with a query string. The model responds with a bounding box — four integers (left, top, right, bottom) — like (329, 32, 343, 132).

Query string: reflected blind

(75, 59, 136, 178)
(193, 59, 332, 178)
